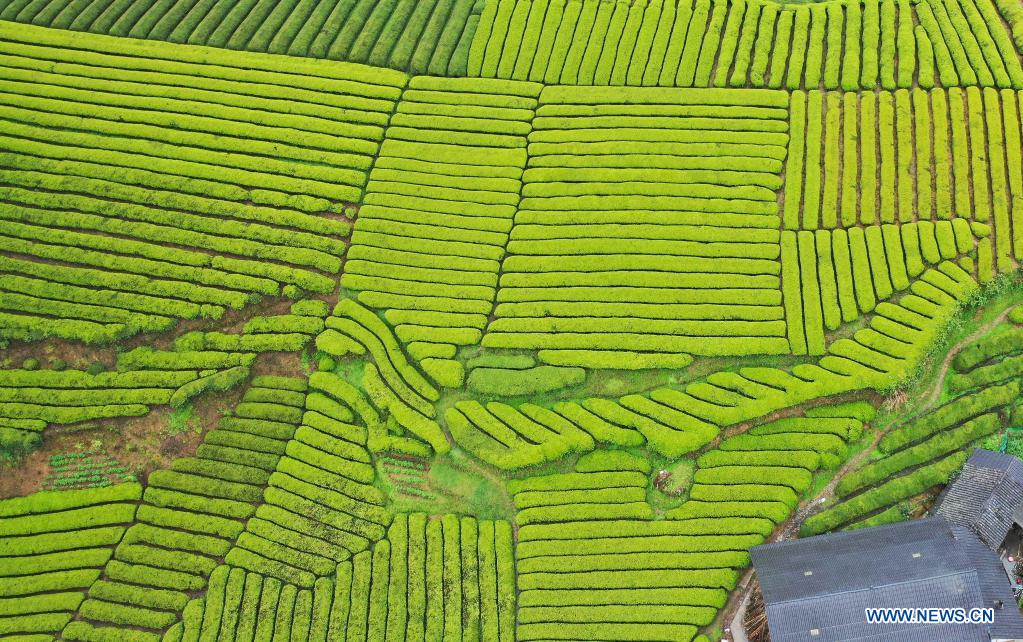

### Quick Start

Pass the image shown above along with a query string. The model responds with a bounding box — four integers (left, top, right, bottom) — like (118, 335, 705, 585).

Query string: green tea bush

(837, 413, 1000, 498)
(468, 365, 584, 396)
(135, 506, 244, 541)
(574, 450, 652, 474)
(142, 487, 253, 521)
(667, 500, 790, 523)
(690, 483, 798, 508)
(802, 452, 967, 535)
(954, 327, 1023, 372)
(519, 518, 773, 541)
(147, 470, 262, 504)
(720, 433, 846, 458)
(517, 549, 747, 573)
(169, 366, 248, 408)
(697, 449, 821, 470)
(552, 402, 644, 447)
(949, 354, 1023, 391)
(880, 381, 1019, 452)
(170, 457, 267, 488)
(694, 466, 812, 492)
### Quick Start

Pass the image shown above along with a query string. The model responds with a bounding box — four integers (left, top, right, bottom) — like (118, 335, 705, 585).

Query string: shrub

(666, 500, 790, 523)
(0, 496, 137, 532)
(837, 413, 1001, 498)
(234, 401, 303, 424)
(575, 450, 651, 474)
(697, 449, 821, 470)
(949, 354, 1023, 392)
(509, 471, 646, 495)
(802, 452, 967, 535)
(147, 470, 262, 504)
(953, 327, 1023, 372)
(845, 504, 906, 531)
(750, 417, 860, 439)
(468, 365, 584, 396)
(593, 397, 718, 458)
(142, 487, 253, 521)
(879, 382, 1019, 453)
(719, 432, 846, 458)
(806, 400, 877, 422)
(136, 505, 244, 541)
(169, 366, 249, 408)
(77, 598, 177, 629)
(690, 483, 798, 508)
(693, 466, 813, 492)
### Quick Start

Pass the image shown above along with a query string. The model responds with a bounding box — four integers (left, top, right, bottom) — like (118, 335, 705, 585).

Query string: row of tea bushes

(948, 312, 1023, 391)
(447, 394, 720, 466)
(784, 88, 1022, 282)
(343, 76, 539, 386)
(222, 371, 392, 588)
(511, 451, 730, 642)
(468, 0, 1023, 89)
(0, 24, 402, 344)
(672, 402, 871, 525)
(806, 378, 1021, 535)
(317, 298, 447, 454)
(487, 86, 790, 367)
(0, 0, 481, 74)
(63, 377, 307, 640)
(448, 257, 975, 470)
(0, 368, 207, 454)
(6, 0, 1023, 87)
(0, 483, 141, 639)
(781, 223, 978, 355)
(169, 514, 515, 642)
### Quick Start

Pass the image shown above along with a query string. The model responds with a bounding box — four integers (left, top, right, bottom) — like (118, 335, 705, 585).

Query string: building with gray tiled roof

(750, 517, 1023, 641)
(934, 449, 1023, 552)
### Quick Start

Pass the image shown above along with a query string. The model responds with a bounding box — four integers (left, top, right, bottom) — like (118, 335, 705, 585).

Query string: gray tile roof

(750, 517, 1023, 642)
(935, 449, 1023, 550)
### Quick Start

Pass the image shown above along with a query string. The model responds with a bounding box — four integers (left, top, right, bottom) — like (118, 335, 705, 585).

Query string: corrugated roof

(751, 519, 962, 604)
(751, 517, 1023, 641)
(765, 572, 987, 642)
(954, 525, 1023, 640)
(964, 449, 1023, 474)
(935, 449, 1023, 550)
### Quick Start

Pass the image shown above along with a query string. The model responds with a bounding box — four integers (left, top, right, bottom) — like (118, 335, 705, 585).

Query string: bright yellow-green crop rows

(0, 1, 1022, 639)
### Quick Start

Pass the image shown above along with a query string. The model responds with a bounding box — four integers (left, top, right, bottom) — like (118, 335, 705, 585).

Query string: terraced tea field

(1, 0, 1023, 640)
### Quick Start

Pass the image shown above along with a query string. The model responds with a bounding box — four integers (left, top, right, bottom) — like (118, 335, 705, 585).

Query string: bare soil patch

(0, 379, 244, 499)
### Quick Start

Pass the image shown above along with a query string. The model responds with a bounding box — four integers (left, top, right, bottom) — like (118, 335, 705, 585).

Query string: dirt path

(722, 430, 885, 641)
(922, 309, 1011, 409)
(722, 305, 1019, 639)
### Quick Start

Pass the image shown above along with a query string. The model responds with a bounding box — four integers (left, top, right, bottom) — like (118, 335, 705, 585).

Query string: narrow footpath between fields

(720, 431, 885, 642)
(720, 306, 1017, 640)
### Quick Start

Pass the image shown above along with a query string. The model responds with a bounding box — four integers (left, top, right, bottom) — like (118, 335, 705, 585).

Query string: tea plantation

(1, 0, 1023, 639)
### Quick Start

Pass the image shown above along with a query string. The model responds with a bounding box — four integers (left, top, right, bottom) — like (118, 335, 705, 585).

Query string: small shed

(934, 449, 1023, 552)
(749, 517, 1023, 641)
